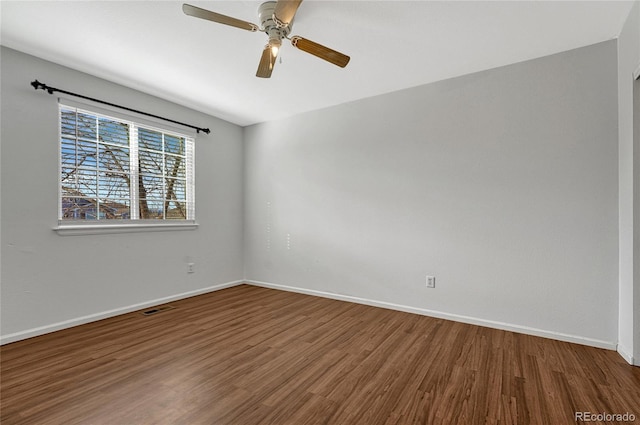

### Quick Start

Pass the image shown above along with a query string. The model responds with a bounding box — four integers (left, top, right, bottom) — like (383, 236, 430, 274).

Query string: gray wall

(618, 0, 640, 365)
(0, 47, 245, 342)
(1, 37, 626, 353)
(244, 41, 619, 347)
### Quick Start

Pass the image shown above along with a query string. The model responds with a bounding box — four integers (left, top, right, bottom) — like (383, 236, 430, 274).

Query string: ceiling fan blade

(273, 0, 303, 27)
(183, 4, 259, 32)
(256, 46, 276, 78)
(291, 36, 350, 68)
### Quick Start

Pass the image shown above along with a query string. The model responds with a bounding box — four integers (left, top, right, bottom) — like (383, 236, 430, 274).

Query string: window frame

(55, 100, 198, 235)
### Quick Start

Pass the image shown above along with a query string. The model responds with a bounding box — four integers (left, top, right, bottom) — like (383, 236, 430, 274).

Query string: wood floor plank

(2, 284, 639, 424)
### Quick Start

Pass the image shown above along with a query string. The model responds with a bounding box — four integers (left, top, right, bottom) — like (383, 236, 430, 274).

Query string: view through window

(59, 105, 195, 222)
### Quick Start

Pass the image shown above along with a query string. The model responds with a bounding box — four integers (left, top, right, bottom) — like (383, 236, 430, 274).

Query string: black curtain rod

(30, 80, 211, 134)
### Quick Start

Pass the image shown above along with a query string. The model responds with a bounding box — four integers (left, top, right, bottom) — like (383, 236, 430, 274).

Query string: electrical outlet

(187, 263, 195, 274)
(426, 276, 435, 288)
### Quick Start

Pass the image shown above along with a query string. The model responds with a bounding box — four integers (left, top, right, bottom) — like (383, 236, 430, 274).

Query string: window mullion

(188, 138, 195, 220)
(130, 124, 139, 220)
(95, 115, 100, 220)
(162, 133, 166, 220)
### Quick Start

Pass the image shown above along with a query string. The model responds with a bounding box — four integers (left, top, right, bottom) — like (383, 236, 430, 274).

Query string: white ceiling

(1, 1, 635, 126)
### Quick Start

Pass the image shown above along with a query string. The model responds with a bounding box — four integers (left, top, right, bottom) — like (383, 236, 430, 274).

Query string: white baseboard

(0, 280, 244, 345)
(2, 278, 620, 354)
(246, 279, 617, 351)
(617, 344, 635, 365)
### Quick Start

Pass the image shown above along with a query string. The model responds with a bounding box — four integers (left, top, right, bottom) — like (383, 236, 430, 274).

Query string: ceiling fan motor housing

(259, 1, 292, 44)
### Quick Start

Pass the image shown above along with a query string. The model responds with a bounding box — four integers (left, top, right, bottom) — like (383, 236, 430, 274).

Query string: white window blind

(59, 104, 195, 223)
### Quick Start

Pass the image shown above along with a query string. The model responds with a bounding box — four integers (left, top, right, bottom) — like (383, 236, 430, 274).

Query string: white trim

(0, 280, 244, 345)
(54, 222, 198, 236)
(3, 277, 619, 352)
(246, 279, 617, 351)
(617, 344, 635, 365)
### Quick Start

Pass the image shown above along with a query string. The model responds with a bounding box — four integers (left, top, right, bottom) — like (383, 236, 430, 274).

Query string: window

(59, 104, 195, 225)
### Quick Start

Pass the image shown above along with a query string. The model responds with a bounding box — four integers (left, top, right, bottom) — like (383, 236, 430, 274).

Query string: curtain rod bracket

(30, 79, 211, 135)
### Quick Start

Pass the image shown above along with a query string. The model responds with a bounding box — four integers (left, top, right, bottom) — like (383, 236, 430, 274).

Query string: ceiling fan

(182, 1, 350, 78)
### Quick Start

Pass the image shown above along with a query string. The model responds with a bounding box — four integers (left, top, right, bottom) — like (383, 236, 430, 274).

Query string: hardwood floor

(1, 284, 639, 424)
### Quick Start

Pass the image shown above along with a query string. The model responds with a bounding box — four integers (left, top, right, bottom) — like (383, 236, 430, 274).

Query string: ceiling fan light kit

(182, 0, 350, 78)
(258, 1, 290, 77)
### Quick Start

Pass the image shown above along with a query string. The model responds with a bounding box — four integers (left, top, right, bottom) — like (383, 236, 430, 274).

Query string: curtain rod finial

(31, 79, 42, 90)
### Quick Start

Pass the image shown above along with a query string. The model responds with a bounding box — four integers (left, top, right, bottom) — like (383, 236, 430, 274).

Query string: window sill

(54, 222, 198, 236)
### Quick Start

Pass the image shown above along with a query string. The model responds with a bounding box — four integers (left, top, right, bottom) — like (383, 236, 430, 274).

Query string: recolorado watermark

(575, 411, 636, 422)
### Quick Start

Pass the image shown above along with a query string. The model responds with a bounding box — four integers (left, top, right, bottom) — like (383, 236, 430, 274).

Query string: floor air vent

(142, 305, 175, 316)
